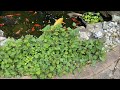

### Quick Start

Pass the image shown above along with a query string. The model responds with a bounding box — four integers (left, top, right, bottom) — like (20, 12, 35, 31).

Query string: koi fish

(6, 14, 14, 17)
(15, 30, 21, 34)
(0, 16, 4, 18)
(0, 23, 4, 27)
(54, 18, 65, 26)
(15, 28, 23, 34)
(34, 24, 41, 27)
(25, 18, 29, 22)
(28, 11, 34, 13)
(33, 11, 37, 15)
(71, 18, 81, 26)
(31, 27, 35, 32)
(14, 13, 21, 16)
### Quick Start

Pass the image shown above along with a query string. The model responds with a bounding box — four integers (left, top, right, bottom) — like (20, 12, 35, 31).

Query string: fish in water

(25, 18, 29, 22)
(67, 12, 87, 28)
(15, 30, 21, 34)
(15, 28, 23, 34)
(0, 23, 4, 27)
(6, 14, 14, 17)
(14, 13, 21, 16)
(34, 24, 41, 27)
(31, 27, 35, 32)
(54, 18, 65, 26)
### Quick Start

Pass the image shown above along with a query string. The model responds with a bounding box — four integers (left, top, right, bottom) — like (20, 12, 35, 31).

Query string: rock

(0, 30, 4, 37)
(112, 15, 120, 23)
(79, 31, 90, 40)
(93, 30, 104, 39)
(0, 39, 8, 46)
(75, 26, 92, 40)
(86, 22, 104, 39)
(0, 37, 6, 41)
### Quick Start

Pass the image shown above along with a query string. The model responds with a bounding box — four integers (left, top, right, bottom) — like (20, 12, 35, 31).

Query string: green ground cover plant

(0, 24, 106, 79)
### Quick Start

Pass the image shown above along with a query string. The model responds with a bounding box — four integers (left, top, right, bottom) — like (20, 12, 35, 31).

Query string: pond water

(0, 11, 77, 39)
(0, 11, 111, 39)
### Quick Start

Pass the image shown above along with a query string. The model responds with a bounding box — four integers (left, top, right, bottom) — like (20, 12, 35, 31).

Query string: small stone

(0, 30, 4, 37)
(112, 15, 120, 23)
(79, 31, 89, 40)
(0, 37, 6, 41)
(93, 30, 104, 39)
(0, 39, 7, 46)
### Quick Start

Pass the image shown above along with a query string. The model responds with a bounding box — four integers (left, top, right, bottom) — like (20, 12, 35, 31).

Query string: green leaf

(48, 73, 52, 78)
(36, 70, 41, 75)
(72, 22, 76, 27)
(50, 66, 54, 71)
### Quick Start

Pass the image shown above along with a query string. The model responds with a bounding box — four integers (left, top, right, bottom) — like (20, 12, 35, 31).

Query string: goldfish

(31, 27, 35, 32)
(6, 14, 14, 17)
(15, 30, 21, 34)
(33, 11, 37, 15)
(71, 17, 81, 25)
(28, 11, 34, 13)
(0, 16, 4, 18)
(14, 13, 21, 16)
(15, 28, 23, 34)
(25, 18, 29, 22)
(34, 24, 41, 27)
(53, 18, 65, 26)
(0, 23, 4, 27)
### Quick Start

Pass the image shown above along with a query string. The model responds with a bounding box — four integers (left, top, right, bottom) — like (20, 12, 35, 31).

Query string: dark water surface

(0, 11, 76, 39)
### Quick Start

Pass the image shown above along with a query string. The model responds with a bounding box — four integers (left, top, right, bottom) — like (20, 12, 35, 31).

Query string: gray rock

(0, 39, 8, 46)
(0, 37, 6, 41)
(86, 22, 104, 39)
(75, 26, 91, 40)
(112, 15, 120, 23)
(87, 23, 103, 33)
(0, 30, 4, 37)
(93, 30, 104, 39)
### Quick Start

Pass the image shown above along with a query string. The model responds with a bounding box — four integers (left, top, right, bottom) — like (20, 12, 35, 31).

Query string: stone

(93, 30, 104, 39)
(0, 37, 6, 41)
(87, 22, 103, 33)
(0, 30, 4, 37)
(112, 15, 120, 23)
(79, 31, 90, 40)
(0, 39, 7, 46)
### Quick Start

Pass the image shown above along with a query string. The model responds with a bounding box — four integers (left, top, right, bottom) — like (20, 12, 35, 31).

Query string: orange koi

(34, 24, 41, 27)
(28, 11, 34, 13)
(0, 23, 4, 27)
(31, 27, 35, 32)
(6, 14, 14, 17)
(71, 17, 81, 25)
(14, 13, 21, 16)
(0, 16, 4, 18)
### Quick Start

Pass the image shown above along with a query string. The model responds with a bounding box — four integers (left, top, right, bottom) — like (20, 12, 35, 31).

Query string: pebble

(0, 30, 4, 37)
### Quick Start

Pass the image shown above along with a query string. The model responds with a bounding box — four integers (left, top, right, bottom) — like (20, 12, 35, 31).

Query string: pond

(0, 11, 76, 39)
(0, 11, 111, 39)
